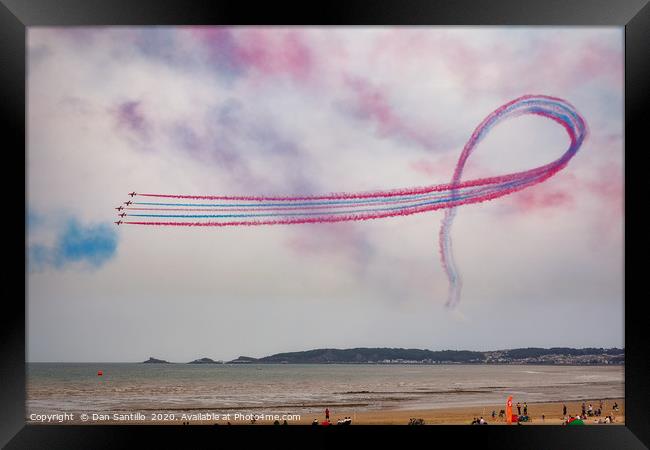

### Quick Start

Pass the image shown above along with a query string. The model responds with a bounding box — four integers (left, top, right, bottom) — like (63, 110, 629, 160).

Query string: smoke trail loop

(116, 95, 587, 309)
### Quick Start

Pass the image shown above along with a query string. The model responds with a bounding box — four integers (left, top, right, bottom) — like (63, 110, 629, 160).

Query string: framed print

(1, 0, 648, 448)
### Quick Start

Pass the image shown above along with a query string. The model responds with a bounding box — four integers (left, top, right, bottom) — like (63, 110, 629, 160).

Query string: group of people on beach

(581, 400, 604, 417)
(488, 401, 532, 423)
(516, 401, 530, 419)
(562, 400, 619, 424)
(516, 402, 532, 422)
(563, 414, 616, 425)
(312, 408, 352, 426)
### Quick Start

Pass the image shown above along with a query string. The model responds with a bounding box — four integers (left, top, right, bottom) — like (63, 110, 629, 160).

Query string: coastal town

(143, 347, 624, 366)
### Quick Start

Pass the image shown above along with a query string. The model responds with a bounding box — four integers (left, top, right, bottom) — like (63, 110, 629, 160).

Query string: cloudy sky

(27, 27, 624, 362)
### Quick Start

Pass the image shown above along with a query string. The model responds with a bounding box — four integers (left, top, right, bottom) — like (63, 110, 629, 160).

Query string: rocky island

(188, 357, 223, 364)
(228, 356, 258, 364)
(142, 357, 170, 364)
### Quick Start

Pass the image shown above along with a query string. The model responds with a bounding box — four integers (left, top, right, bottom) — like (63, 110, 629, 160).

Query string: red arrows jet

(128, 192, 137, 197)
(124, 200, 132, 206)
(115, 206, 124, 211)
(114, 220, 123, 226)
(118, 213, 126, 218)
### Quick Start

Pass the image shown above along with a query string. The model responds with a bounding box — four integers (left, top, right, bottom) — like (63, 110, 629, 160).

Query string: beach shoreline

(30, 398, 624, 426)
(304, 397, 625, 426)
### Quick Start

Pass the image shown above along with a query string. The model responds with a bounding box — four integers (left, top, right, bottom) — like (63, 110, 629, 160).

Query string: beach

(65, 398, 623, 425)
(27, 363, 624, 426)
(289, 398, 625, 426)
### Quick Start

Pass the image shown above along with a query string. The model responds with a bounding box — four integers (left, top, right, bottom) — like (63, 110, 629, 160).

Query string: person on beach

(325, 408, 330, 420)
(492, 410, 496, 419)
(517, 402, 521, 415)
(613, 402, 619, 411)
(312, 419, 318, 426)
(563, 404, 567, 417)
(581, 401, 586, 416)
(523, 403, 528, 416)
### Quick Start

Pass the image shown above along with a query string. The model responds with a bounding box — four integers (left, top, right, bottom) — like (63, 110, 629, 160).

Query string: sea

(27, 363, 623, 420)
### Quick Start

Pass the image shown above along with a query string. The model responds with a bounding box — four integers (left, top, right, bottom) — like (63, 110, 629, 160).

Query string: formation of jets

(115, 192, 136, 225)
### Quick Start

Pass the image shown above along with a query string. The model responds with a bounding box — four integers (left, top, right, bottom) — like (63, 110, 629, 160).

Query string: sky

(27, 27, 624, 362)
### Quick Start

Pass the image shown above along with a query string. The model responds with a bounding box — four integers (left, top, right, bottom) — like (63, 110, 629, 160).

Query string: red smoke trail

(118, 95, 587, 308)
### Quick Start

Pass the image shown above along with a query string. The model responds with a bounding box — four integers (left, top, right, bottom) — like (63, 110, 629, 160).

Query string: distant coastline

(135, 347, 624, 366)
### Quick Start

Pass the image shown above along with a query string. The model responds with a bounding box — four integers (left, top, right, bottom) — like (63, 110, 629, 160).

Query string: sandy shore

(60, 398, 624, 426)
(296, 398, 625, 425)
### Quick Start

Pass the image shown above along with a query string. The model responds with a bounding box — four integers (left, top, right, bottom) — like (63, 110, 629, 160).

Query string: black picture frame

(2, 1, 648, 448)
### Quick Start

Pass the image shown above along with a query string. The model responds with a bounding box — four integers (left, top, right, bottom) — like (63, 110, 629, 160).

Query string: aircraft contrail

(115, 95, 587, 308)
